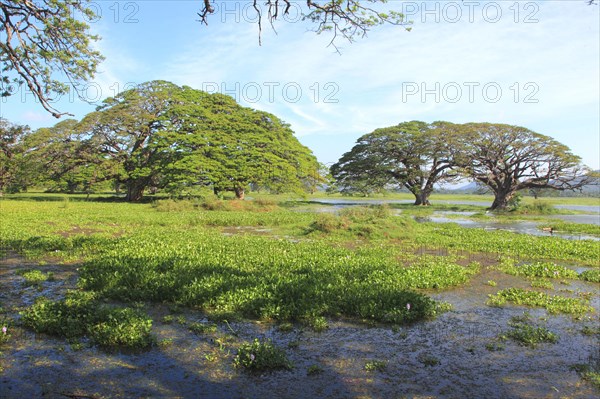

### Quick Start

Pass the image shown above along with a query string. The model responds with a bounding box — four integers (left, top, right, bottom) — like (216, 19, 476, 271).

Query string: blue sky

(1, 1, 599, 169)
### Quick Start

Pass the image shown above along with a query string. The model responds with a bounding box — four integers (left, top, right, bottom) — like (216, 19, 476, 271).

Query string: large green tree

(331, 121, 459, 205)
(79, 80, 320, 201)
(0, 0, 103, 117)
(0, 118, 30, 193)
(22, 119, 108, 193)
(456, 123, 591, 210)
(78, 81, 184, 201)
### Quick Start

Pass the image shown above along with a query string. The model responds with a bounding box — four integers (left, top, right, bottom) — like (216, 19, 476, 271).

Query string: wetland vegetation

(0, 193, 598, 397)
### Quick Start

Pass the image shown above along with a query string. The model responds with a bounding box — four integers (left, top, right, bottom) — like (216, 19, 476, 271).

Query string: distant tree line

(330, 121, 592, 210)
(0, 81, 322, 201)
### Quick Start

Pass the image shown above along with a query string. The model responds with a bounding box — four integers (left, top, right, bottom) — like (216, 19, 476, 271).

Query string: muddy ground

(0, 252, 598, 399)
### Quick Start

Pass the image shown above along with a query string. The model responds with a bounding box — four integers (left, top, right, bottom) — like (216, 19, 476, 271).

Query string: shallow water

(305, 198, 600, 238)
(1, 252, 599, 398)
(549, 214, 600, 226)
(416, 214, 600, 241)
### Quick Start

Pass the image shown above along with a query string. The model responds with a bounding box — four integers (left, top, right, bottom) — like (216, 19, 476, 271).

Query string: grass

(487, 288, 593, 315)
(546, 222, 600, 236)
(514, 200, 559, 215)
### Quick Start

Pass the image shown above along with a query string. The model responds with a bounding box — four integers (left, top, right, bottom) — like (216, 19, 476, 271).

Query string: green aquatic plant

(504, 323, 558, 348)
(18, 269, 54, 286)
(21, 291, 155, 349)
(233, 339, 292, 371)
(580, 269, 600, 283)
(188, 322, 218, 334)
(364, 360, 387, 372)
(496, 260, 579, 280)
(487, 288, 593, 315)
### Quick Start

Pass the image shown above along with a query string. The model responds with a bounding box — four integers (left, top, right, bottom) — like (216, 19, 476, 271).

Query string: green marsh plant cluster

(1, 197, 599, 351)
(21, 291, 155, 349)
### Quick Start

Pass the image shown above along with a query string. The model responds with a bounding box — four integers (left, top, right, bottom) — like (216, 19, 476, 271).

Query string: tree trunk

(234, 187, 245, 200)
(411, 188, 432, 206)
(126, 182, 146, 202)
(490, 190, 515, 210)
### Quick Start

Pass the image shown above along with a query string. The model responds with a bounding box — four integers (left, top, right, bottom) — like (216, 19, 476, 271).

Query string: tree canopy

(0, 0, 103, 117)
(331, 121, 459, 205)
(331, 121, 591, 209)
(33, 81, 319, 201)
(454, 123, 591, 210)
(0, 118, 30, 193)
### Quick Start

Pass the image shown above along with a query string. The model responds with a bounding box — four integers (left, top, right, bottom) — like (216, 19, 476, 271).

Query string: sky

(1, 0, 599, 170)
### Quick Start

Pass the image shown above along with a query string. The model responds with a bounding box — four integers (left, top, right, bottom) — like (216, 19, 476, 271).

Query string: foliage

(506, 193, 523, 211)
(496, 260, 579, 280)
(306, 316, 329, 332)
(364, 360, 387, 371)
(581, 325, 600, 336)
(2, 197, 597, 331)
(233, 339, 292, 371)
(530, 279, 554, 289)
(487, 288, 593, 315)
(515, 200, 557, 214)
(0, 119, 30, 193)
(330, 121, 459, 204)
(307, 364, 324, 375)
(0, 317, 11, 345)
(308, 213, 349, 233)
(21, 291, 155, 349)
(485, 341, 505, 352)
(188, 322, 218, 334)
(18, 269, 53, 286)
(0, 0, 103, 117)
(547, 222, 600, 236)
(579, 269, 600, 283)
(504, 322, 558, 348)
(23, 119, 109, 193)
(413, 223, 599, 266)
(455, 123, 590, 210)
(76, 81, 320, 201)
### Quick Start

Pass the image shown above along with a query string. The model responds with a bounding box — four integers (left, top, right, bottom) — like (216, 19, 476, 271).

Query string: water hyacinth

(0, 325, 8, 345)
